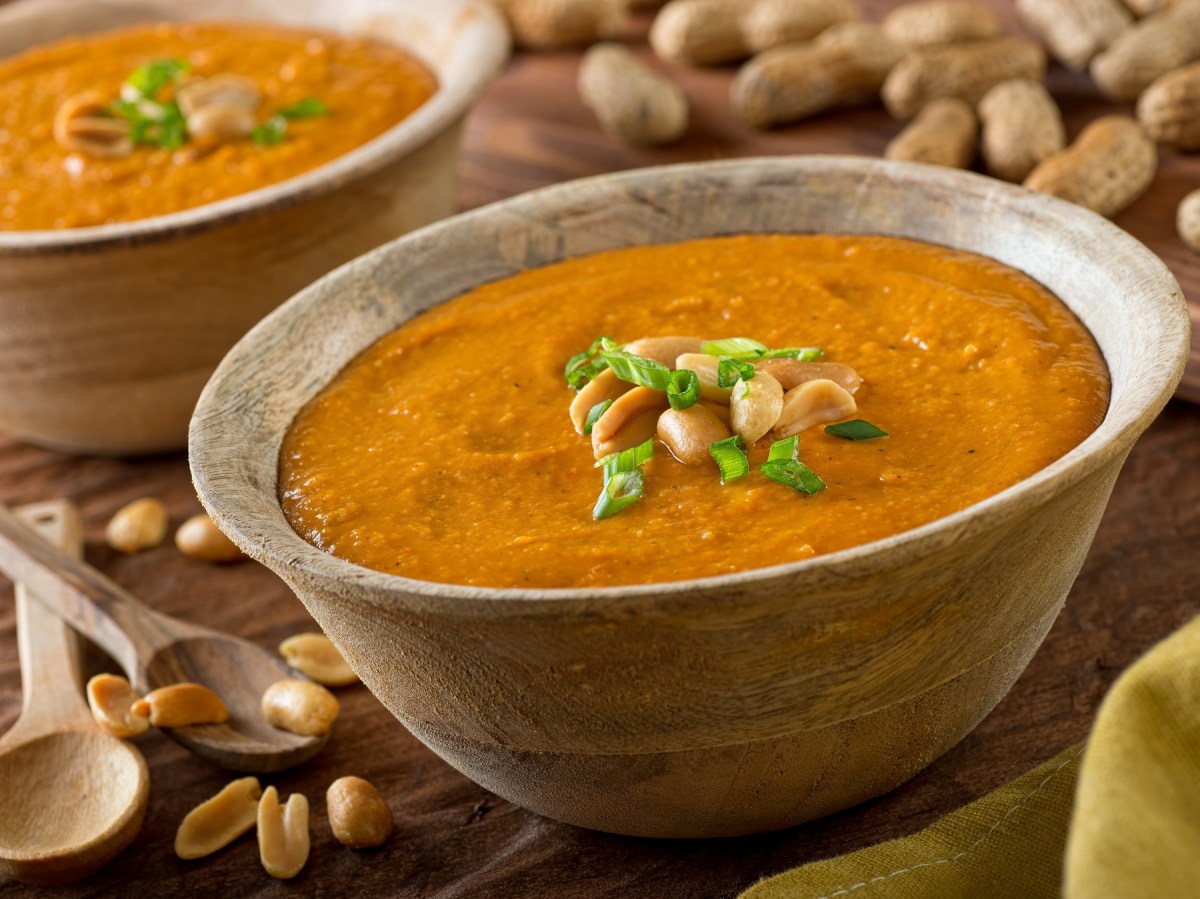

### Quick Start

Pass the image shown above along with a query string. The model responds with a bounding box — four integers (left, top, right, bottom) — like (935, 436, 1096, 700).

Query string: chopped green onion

(601, 350, 672, 391)
(278, 97, 329, 119)
(667, 370, 700, 410)
(583, 400, 613, 435)
(590, 335, 618, 354)
(596, 437, 654, 474)
(593, 469, 644, 520)
(825, 419, 889, 441)
(759, 459, 826, 495)
(125, 59, 189, 100)
(717, 358, 756, 388)
(702, 337, 768, 359)
(761, 347, 824, 361)
(709, 435, 749, 484)
(252, 115, 289, 146)
(766, 434, 799, 463)
(564, 336, 617, 391)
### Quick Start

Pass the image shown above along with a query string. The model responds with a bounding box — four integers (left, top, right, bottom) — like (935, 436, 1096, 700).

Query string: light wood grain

(0, 0, 509, 455)
(190, 157, 1189, 837)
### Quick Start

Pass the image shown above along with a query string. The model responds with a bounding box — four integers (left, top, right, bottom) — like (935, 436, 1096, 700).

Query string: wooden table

(2, 2, 1198, 896)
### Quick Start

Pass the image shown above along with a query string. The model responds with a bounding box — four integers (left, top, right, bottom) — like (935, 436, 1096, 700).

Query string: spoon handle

(0, 501, 148, 679)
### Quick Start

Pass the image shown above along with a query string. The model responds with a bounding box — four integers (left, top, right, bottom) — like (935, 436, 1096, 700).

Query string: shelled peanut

(1015, 0, 1131, 72)
(1024, 116, 1157, 219)
(579, 43, 688, 145)
(732, 23, 902, 128)
(650, 0, 858, 65)
(881, 1, 999, 50)
(105, 497, 168, 554)
(882, 37, 1046, 120)
(1137, 62, 1200, 149)
(884, 98, 977, 168)
(1090, 0, 1200, 101)
(978, 79, 1066, 182)
(1177, 191, 1200, 252)
(492, 0, 626, 49)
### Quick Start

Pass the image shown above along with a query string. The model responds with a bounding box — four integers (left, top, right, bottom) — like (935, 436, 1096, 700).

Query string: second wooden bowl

(190, 157, 1189, 838)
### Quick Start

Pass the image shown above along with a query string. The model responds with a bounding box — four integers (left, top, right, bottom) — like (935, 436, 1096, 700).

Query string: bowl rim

(189, 155, 1191, 611)
(0, 0, 510, 255)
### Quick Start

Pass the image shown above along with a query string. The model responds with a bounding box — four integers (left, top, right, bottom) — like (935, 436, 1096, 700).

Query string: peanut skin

(579, 44, 688, 146)
(882, 36, 1046, 120)
(881, 1, 1000, 50)
(1137, 61, 1200, 149)
(885, 97, 977, 168)
(1023, 116, 1157, 219)
(1090, 0, 1200, 101)
(1015, 0, 1131, 72)
(978, 79, 1066, 182)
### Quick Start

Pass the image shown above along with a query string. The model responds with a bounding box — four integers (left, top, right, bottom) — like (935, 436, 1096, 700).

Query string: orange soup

(280, 235, 1110, 589)
(0, 22, 436, 230)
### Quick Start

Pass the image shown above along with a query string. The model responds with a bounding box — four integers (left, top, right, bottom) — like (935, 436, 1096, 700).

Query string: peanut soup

(280, 235, 1109, 589)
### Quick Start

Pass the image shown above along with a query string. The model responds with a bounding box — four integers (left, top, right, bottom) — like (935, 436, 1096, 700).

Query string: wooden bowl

(0, 0, 508, 455)
(189, 157, 1190, 838)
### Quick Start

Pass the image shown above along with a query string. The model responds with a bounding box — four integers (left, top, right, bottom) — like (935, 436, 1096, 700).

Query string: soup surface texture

(0, 22, 436, 230)
(280, 235, 1109, 589)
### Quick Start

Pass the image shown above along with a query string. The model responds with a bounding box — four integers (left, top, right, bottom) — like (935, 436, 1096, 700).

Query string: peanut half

(53, 91, 132, 159)
(978, 79, 1066, 183)
(881, 1, 1000, 50)
(177, 74, 261, 117)
(884, 98, 977, 169)
(657, 404, 731, 466)
(730, 370, 784, 444)
(754, 359, 863, 394)
(621, 336, 704, 367)
(86, 673, 149, 739)
(258, 786, 310, 879)
(1015, 0, 1131, 72)
(279, 633, 359, 688)
(591, 387, 669, 459)
(676, 353, 733, 403)
(262, 678, 340, 736)
(569, 369, 632, 434)
(105, 497, 169, 554)
(176, 776, 262, 860)
(327, 776, 394, 849)
(771, 379, 858, 440)
(133, 682, 229, 728)
(175, 512, 244, 563)
(579, 44, 688, 147)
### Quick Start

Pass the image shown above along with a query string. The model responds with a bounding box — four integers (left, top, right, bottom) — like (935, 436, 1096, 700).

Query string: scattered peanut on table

(884, 97, 977, 168)
(1177, 190, 1200, 253)
(133, 682, 229, 728)
(326, 776, 394, 849)
(279, 633, 359, 688)
(262, 677, 340, 736)
(578, 43, 688, 146)
(86, 673, 149, 739)
(105, 497, 169, 554)
(1015, 0, 1131, 72)
(1090, 0, 1200, 101)
(492, 0, 626, 49)
(978, 79, 1066, 183)
(881, 0, 999, 50)
(257, 786, 310, 879)
(1136, 61, 1200, 150)
(175, 512, 244, 563)
(176, 777, 263, 860)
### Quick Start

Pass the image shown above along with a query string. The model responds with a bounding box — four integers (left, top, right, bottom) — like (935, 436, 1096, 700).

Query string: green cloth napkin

(741, 615, 1200, 899)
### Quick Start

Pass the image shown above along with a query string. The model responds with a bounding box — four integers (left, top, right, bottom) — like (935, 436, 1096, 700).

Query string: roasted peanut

(53, 91, 132, 159)
(657, 404, 731, 465)
(579, 44, 688, 146)
(1177, 189, 1200, 252)
(493, 0, 626, 49)
(884, 98, 977, 169)
(175, 512, 244, 563)
(676, 353, 732, 402)
(1137, 62, 1200, 149)
(327, 776, 394, 848)
(177, 74, 261, 117)
(105, 497, 169, 554)
(1015, 0, 1131, 71)
(279, 633, 358, 688)
(730, 370, 783, 444)
(732, 23, 903, 128)
(569, 368, 632, 434)
(771, 379, 857, 439)
(133, 683, 229, 728)
(1090, 1, 1200, 101)
(699, 399, 732, 425)
(262, 678, 339, 736)
(258, 786, 310, 879)
(881, 1, 1000, 49)
(1024, 116, 1157, 219)
(741, 0, 860, 52)
(185, 105, 256, 142)
(882, 37, 1046, 120)
(754, 359, 862, 393)
(591, 386, 669, 454)
(978, 79, 1066, 182)
(621, 336, 703, 366)
(86, 673, 149, 739)
(592, 408, 661, 458)
(175, 777, 262, 860)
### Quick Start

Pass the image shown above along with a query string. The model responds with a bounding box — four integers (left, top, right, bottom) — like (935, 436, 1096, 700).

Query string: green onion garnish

(125, 59, 189, 100)
(109, 59, 191, 151)
(667, 370, 700, 410)
(709, 435, 749, 484)
(593, 469, 644, 520)
(252, 115, 289, 146)
(564, 335, 617, 391)
(596, 437, 654, 474)
(760, 347, 824, 361)
(759, 459, 826, 495)
(583, 400, 613, 435)
(701, 337, 768, 359)
(278, 97, 329, 119)
(825, 419, 889, 441)
(766, 434, 799, 463)
(601, 350, 672, 391)
(717, 358, 756, 388)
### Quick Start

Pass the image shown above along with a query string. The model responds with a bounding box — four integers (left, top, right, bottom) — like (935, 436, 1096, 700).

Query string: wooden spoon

(0, 501, 148, 885)
(0, 501, 326, 773)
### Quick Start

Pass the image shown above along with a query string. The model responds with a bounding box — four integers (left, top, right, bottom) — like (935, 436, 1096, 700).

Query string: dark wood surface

(2, 2, 1199, 896)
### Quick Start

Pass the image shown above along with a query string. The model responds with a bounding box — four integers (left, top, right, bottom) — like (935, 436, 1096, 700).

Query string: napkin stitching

(811, 747, 1083, 899)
